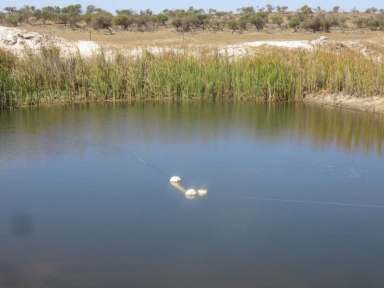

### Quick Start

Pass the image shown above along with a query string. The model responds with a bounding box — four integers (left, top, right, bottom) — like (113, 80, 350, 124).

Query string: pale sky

(1, 0, 383, 13)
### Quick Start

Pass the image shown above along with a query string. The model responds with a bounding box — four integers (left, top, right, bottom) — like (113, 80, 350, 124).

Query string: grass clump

(1, 47, 384, 109)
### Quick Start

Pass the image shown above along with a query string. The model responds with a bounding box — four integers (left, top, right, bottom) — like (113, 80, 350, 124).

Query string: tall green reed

(0, 47, 383, 109)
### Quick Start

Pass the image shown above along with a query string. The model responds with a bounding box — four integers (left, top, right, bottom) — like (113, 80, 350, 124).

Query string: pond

(0, 103, 384, 288)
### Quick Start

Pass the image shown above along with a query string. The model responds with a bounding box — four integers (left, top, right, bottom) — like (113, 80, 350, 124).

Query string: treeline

(1, 4, 384, 33)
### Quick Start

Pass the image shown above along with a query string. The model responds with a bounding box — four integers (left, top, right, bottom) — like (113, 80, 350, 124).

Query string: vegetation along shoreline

(0, 46, 384, 112)
(1, 3, 384, 112)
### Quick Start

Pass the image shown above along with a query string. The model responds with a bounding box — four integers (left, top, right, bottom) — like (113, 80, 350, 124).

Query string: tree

(4, 7, 17, 13)
(227, 20, 239, 33)
(208, 9, 217, 15)
(366, 15, 384, 30)
(299, 5, 313, 17)
(91, 11, 113, 30)
(5, 14, 20, 26)
(41, 6, 53, 23)
(114, 14, 134, 30)
(140, 9, 153, 16)
(156, 13, 168, 25)
(86, 5, 97, 14)
(333, 6, 340, 13)
(276, 6, 288, 13)
(366, 7, 378, 14)
(208, 18, 224, 32)
(250, 14, 266, 31)
(353, 17, 367, 28)
(0, 12, 5, 23)
(239, 6, 255, 15)
(303, 15, 332, 32)
(61, 4, 82, 27)
(288, 16, 301, 31)
(171, 18, 182, 31)
(18, 5, 36, 24)
(270, 14, 283, 27)
(266, 4, 274, 13)
(239, 18, 248, 31)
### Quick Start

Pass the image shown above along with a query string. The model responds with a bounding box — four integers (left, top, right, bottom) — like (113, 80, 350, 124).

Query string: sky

(1, 0, 383, 13)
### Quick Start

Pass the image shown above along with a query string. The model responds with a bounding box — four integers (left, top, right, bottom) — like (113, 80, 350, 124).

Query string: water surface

(0, 103, 383, 288)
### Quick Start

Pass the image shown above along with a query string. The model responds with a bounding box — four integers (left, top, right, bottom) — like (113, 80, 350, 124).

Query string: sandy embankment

(305, 94, 384, 114)
(0, 25, 329, 57)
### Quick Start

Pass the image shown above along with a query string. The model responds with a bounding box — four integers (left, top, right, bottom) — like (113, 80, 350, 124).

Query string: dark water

(0, 103, 384, 288)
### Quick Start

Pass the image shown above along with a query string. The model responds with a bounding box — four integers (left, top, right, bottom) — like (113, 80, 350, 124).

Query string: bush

(303, 16, 332, 32)
(155, 13, 168, 25)
(208, 18, 225, 32)
(288, 16, 301, 31)
(113, 14, 134, 30)
(353, 17, 367, 28)
(227, 20, 240, 33)
(91, 11, 113, 29)
(171, 18, 183, 31)
(270, 14, 284, 27)
(250, 14, 266, 31)
(366, 15, 384, 30)
(5, 15, 21, 26)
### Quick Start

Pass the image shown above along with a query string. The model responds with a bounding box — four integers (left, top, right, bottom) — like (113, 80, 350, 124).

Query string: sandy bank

(1, 25, 331, 58)
(305, 94, 384, 114)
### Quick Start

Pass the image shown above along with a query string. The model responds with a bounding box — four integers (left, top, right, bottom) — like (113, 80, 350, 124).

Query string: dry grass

(21, 24, 384, 49)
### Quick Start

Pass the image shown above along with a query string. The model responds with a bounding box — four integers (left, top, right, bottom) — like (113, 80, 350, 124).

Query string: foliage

(1, 47, 384, 109)
(0, 4, 382, 34)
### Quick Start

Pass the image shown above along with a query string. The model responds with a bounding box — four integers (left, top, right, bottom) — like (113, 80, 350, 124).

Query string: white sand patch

(0, 26, 101, 58)
(120, 37, 328, 58)
(218, 36, 329, 56)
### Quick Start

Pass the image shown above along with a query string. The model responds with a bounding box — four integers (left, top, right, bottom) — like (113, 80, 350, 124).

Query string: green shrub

(288, 16, 301, 31)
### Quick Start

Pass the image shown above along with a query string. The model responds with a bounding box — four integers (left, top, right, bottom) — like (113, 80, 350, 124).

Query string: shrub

(156, 13, 168, 25)
(4, 15, 21, 26)
(353, 17, 367, 28)
(250, 14, 266, 31)
(239, 18, 248, 31)
(91, 11, 113, 29)
(303, 15, 332, 32)
(288, 16, 301, 31)
(366, 15, 384, 30)
(270, 14, 284, 27)
(113, 15, 134, 30)
(208, 18, 225, 32)
(227, 20, 240, 33)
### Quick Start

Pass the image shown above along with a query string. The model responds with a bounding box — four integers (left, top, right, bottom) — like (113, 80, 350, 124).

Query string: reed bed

(1, 47, 384, 109)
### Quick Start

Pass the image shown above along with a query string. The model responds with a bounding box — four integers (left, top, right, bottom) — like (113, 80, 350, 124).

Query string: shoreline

(3, 96, 384, 115)
(304, 94, 384, 114)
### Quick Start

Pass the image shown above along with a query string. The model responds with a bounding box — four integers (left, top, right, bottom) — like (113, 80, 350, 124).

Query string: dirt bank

(305, 94, 384, 114)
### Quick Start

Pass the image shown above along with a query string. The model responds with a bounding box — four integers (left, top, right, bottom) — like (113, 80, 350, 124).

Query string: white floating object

(185, 189, 197, 198)
(197, 189, 208, 197)
(169, 176, 181, 183)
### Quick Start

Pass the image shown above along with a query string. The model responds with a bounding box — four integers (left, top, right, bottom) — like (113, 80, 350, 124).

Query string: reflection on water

(0, 103, 383, 160)
(0, 103, 383, 288)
